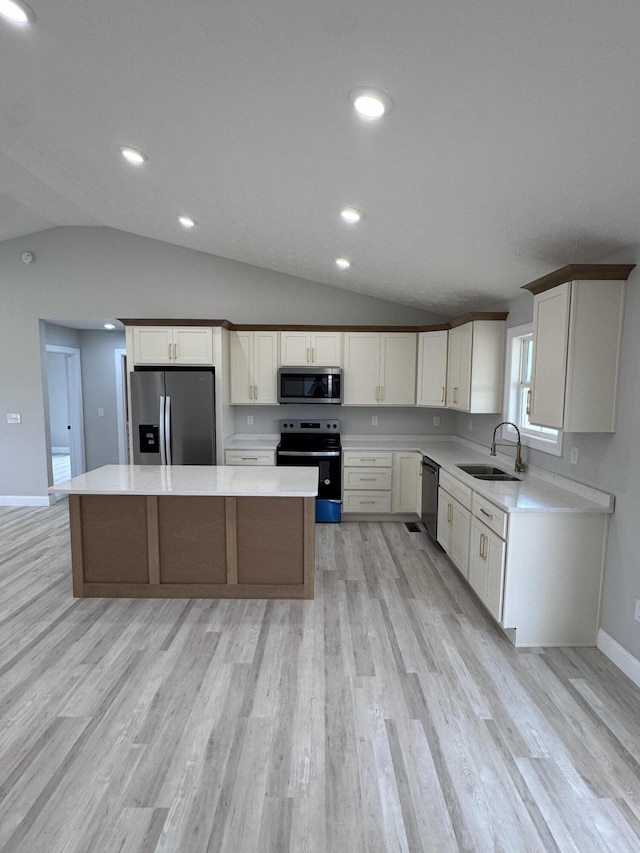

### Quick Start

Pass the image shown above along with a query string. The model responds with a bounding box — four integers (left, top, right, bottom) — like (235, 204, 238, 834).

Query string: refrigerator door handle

(165, 395, 172, 465)
(159, 396, 167, 465)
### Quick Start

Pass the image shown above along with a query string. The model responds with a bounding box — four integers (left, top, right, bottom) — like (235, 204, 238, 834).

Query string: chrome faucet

(490, 421, 525, 473)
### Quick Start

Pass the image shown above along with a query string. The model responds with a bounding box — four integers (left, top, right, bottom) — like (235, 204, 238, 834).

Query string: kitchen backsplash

(233, 405, 456, 436)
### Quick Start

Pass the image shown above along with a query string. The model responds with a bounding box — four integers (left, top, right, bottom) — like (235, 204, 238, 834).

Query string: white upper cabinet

(280, 331, 343, 366)
(131, 326, 214, 365)
(343, 332, 417, 405)
(417, 330, 448, 407)
(446, 319, 505, 413)
(229, 331, 279, 405)
(523, 264, 635, 432)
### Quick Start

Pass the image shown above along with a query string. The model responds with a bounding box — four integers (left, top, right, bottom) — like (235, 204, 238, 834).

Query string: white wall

(0, 226, 443, 499)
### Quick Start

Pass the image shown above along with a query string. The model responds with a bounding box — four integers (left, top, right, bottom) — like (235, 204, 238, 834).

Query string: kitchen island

(50, 464, 318, 599)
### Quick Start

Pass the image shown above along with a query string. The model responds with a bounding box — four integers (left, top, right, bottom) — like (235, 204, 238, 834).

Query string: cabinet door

(450, 498, 471, 578)
(133, 327, 174, 365)
(311, 332, 343, 366)
(173, 328, 214, 365)
(343, 333, 380, 405)
(229, 331, 253, 404)
(392, 452, 420, 513)
(529, 283, 570, 429)
(417, 331, 447, 407)
(470, 519, 506, 621)
(437, 488, 452, 552)
(379, 333, 417, 405)
(253, 332, 279, 404)
(446, 324, 472, 410)
(280, 332, 310, 365)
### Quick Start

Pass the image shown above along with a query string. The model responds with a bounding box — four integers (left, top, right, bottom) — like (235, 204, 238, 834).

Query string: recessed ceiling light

(178, 216, 195, 229)
(335, 257, 351, 270)
(340, 206, 363, 224)
(119, 146, 148, 166)
(103, 323, 116, 330)
(350, 87, 392, 119)
(0, 0, 35, 24)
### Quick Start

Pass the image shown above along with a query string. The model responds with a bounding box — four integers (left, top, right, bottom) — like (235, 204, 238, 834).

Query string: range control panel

(280, 419, 340, 434)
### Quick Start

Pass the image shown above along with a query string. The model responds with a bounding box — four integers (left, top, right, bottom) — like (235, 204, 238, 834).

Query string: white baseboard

(52, 447, 70, 455)
(597, 629, 640, 689)
(0, 495, 55, 507)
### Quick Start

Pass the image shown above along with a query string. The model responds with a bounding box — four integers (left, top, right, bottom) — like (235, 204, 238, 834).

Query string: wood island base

(68, 494, 316, 599)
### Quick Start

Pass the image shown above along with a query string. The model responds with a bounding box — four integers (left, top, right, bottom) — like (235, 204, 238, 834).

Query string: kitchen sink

(456, 463, 521, 482)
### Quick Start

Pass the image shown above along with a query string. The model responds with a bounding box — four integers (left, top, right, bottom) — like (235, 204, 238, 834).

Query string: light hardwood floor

(1, 502, 640, 852)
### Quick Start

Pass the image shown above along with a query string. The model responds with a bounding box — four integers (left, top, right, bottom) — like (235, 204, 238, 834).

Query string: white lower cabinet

(342, 450, 393, 513)
(437, 469, 608, 647)
(469, 516, 506, 622)
(224, 450, 275, 466)
(392, 451, 421, 514)
(436, 471, 472, 577)
(342, 449, 421, 515)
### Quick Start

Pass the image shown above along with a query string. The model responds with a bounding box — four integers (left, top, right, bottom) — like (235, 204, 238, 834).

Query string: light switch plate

(7, 413, 21, 424)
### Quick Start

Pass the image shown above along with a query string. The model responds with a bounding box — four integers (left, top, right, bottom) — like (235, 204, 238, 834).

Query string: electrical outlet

(247, 415, 254, 425)
(635, 599, 640, 623)
(433, 416, 440, 426)
(570, 447, 579, 465)
(372, 415, 378, 426)
(6, 413, 21, 424)
(98, 408, 104, 417)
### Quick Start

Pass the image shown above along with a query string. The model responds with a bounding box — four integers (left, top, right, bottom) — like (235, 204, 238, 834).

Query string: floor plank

(0, 503, 639, 851)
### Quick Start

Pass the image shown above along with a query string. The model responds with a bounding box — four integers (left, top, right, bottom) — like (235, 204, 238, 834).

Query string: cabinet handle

(360, 500, 376, 505)
(311, 347, 315, 363)
(169, 343, 173, 360)
(526, 389, 531, 416)
(242, 456, 258, 461)
(479, 533, 484, 558)
(448, 503, 453, 524)
(480, 507, 493, 519)
(306, 347, 310, 363)
(253, 384, 258, 400)
(441, 386, 445, 403)
(359, 457, 377, 462)
(359, 477, 376, 482)
(453, 386, 458, 404)
(379, 385, 384, 402)
(174, 342, 178, 360)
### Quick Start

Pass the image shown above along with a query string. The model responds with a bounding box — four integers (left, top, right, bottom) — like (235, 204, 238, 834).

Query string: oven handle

(277, 450, 341, 457)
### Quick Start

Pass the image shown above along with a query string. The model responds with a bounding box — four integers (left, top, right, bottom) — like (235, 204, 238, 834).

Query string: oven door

(276, 449, 342, 521)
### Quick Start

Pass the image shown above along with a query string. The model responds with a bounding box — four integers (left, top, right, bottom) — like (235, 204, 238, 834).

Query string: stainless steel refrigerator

(130, 369, 216, 465)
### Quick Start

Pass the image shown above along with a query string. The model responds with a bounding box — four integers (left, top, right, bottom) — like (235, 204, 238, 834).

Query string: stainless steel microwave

(278, 366, 342, 404)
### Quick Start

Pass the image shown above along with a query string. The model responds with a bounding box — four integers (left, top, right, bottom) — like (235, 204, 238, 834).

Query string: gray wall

(456, 258, 640, 662)
(46, 352, 69, 449)
(0, 226, 442, 499)
(79, 329, 126, 470)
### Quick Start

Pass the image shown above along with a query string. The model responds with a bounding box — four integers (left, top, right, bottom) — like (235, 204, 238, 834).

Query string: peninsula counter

(50, 464, 318, 599)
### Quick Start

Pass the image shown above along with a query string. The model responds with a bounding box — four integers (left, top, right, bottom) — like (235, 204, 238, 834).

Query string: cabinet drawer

(439, 470, 472, 509)
(472, 493, 508, 539)
(343, 450, 393, 467)
(225, 450, 275, 466)
(344, 468, 392, 490)
(343, 491, 392, 513)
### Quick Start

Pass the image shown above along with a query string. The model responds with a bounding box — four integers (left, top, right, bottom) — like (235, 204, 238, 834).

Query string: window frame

(501, 323, 563, 457)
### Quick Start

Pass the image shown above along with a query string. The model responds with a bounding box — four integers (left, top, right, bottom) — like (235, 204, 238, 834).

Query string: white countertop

(342, 436, 614, 514)
(49, 464, 319, 498)
(225, 432, 613, 514)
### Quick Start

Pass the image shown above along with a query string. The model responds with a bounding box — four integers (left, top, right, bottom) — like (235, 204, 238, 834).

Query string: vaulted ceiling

(2, 0, 639, 313)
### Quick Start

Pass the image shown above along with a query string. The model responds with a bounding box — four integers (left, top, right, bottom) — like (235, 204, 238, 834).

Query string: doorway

(45, 345, 86, 482)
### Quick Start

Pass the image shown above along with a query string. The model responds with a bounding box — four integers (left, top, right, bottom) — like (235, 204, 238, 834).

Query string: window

(502, 324, 562, 456)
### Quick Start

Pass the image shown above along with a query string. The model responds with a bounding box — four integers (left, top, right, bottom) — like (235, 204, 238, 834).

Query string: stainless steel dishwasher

(421, 454, 440, 542)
